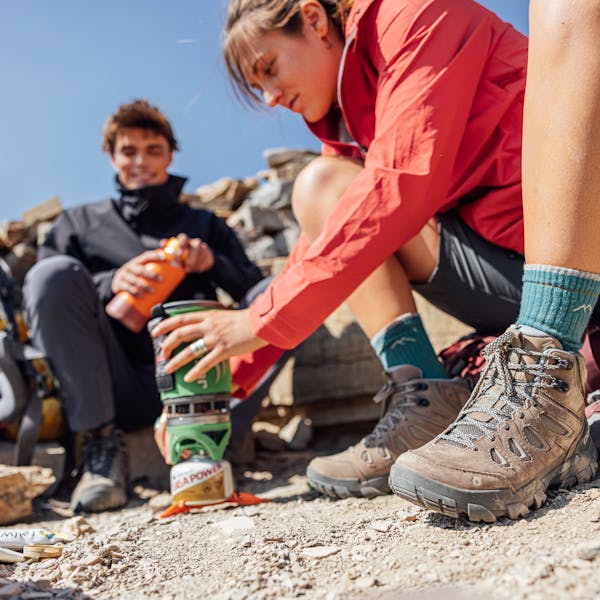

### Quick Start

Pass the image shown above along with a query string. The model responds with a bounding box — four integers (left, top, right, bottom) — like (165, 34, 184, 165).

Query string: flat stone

(212, 517, 255, 535)
(576, 543, 600, 561)
(301, 546, 341, 559)
(370, 520, 393, 533)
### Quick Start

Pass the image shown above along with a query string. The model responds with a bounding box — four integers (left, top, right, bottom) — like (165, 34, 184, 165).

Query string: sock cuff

(524, 264, 600, 284)
(370, 312, 419, 346)
(523, 265, 600, 295)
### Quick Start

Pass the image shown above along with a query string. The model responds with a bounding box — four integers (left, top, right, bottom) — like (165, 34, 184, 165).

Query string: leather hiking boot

(390, 327, 599, 522)
(306, 365, 470, 499)
(71, 426, 129, 513)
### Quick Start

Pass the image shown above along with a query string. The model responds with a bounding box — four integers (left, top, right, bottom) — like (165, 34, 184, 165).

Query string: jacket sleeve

(38, 211, 117, 304)
(249, 1, 499, 348)
(204, 215, 264, 303)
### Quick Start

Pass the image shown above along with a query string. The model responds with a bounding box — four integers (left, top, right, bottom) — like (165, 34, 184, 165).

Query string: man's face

(110, 128, 172, 190)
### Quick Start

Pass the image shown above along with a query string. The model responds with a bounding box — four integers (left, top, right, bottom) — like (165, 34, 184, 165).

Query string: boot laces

(77, 429, 124, 478)
(439, 330, 571, 450)
(364, 378, 427, 447)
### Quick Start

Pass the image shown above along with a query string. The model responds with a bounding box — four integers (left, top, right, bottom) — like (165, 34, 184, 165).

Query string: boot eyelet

(559, 382, 569, 392)
(504, 425, 510, 431)
(417, 398, 430, 407)
(419, 383, 429, 391)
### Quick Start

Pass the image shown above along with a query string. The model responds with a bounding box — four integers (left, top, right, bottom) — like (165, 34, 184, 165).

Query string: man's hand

(171, 233, 214, 273)
(111, 249, 166, 297)
(150, 308, 267, 382)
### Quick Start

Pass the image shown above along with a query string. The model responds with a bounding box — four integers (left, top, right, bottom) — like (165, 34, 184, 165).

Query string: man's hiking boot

(71, 425, 129, 513)
(390, 327, 599, 522)
(586, 390, 600, 450)
(306, 365, 470, 498)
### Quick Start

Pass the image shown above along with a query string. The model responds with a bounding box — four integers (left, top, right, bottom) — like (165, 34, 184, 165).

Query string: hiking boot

(586, 390, 600, 450)
(390, 327, 599, 522)
(306, 365, 470, 499)
(71, 426, 129, 513)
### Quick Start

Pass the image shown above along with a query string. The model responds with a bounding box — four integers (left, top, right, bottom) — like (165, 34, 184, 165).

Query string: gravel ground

(2, 450, 600, 600)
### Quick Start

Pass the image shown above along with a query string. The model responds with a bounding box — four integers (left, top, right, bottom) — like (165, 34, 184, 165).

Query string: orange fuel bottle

(105, 237, 187, 332)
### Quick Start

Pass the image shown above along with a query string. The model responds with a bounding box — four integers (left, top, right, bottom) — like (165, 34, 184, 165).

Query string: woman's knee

(291, 156, 362, 239)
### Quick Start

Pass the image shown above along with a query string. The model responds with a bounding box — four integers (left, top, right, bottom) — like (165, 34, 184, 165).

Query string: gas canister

(148, 299, 234, 506)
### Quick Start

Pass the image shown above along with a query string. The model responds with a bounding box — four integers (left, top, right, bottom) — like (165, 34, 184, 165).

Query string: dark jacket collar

(116, 174, 187, 224)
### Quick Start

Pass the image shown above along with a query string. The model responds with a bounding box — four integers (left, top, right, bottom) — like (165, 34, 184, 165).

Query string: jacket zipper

(337, 27, 368, 159)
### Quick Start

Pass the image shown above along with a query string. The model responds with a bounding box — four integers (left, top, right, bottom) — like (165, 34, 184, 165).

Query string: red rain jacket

(233, 0, 527, 394)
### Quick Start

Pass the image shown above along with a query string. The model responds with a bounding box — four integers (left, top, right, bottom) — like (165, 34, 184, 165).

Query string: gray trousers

(23, 256, 288, 439)
(24, 256, 162, 432)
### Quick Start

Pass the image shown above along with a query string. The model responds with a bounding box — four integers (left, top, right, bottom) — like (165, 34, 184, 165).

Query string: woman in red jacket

(152, 0, 598, 519)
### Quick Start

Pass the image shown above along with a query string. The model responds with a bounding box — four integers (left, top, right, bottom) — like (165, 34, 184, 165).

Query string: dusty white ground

(2, 448, 600, 600)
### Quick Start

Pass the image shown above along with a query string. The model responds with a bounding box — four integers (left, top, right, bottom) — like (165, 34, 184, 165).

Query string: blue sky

(0, 1, 527, 221)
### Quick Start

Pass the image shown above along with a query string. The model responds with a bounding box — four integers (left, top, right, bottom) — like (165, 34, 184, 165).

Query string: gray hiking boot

(390, 327, 599, 522)
(71, 426, 129, 513)
(306, 365, 470, 498)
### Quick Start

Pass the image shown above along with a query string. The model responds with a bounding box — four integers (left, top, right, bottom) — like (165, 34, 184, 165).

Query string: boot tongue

(373, 365, 423, 404)
(387, 364, 423, 382)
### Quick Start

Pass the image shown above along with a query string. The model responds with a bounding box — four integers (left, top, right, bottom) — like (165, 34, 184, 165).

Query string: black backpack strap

(13, 344, 52, 466)
(14, 383, 42, 466)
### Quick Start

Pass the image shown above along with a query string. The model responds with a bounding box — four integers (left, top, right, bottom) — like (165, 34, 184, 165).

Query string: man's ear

(299, 0, 330, 38)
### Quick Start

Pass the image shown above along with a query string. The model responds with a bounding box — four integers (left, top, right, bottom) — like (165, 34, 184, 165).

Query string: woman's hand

(150, 308, 267, 382)
(153, 411, 171, 465)
(111, 249, 166, 296)
(154, 410, 194, 465)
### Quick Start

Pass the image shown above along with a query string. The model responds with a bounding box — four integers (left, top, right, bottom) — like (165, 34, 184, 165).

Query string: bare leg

(523, 0, 600, 270)
(292, 156, 437, 338)
(390, 1, 600, 521)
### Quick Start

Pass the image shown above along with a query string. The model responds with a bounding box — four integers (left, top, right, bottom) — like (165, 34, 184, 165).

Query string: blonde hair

(224, 0, 354, 106)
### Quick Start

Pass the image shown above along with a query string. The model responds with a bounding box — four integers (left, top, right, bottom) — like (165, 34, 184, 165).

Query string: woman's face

(243, 10, 342, 122)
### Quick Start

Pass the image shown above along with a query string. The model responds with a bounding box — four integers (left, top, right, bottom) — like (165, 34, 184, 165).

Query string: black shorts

(412, 212, 524, 334)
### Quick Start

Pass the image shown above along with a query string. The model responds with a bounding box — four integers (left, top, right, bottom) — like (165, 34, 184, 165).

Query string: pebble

(0, 582, 23, 598)
(62, 516, 95, 537)
(369, 519, 393, 533)
(148, 493, 173, 512)
(576, 543, 600, 561)
(212, 517, 255, 535)
(355, 576, 378, 589)
(301, 546, 341, 559)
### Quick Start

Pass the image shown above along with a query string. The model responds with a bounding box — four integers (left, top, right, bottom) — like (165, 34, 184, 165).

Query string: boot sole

(389, 429, 599, 522)
(306, 467, 390, 499)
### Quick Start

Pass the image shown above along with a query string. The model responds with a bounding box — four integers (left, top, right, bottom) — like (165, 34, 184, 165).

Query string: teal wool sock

(371, 314, 448, 379)
(518, 264, 600, 351)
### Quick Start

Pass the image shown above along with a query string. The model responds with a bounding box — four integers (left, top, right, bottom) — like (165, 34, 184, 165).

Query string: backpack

(0, 257, 58, 465)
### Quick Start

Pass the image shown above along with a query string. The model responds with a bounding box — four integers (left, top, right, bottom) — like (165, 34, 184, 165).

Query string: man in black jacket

(23, 100, 264, 513)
